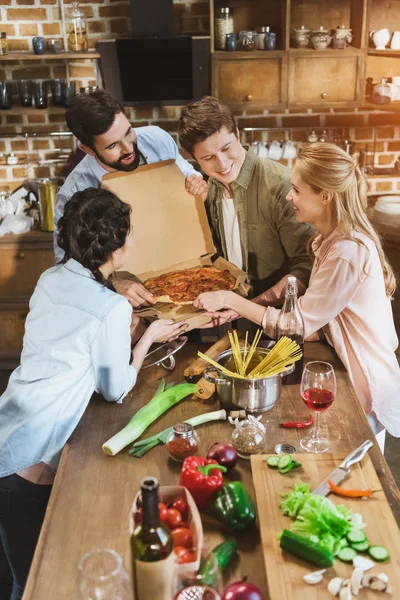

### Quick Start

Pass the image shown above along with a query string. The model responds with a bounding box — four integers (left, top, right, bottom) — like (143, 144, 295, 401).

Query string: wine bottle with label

(276, 276, 305, 385)
(131, 477, 174, 600)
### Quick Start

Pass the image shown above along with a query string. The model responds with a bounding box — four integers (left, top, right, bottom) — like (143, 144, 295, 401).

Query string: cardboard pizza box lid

(101, 159, 215, 276)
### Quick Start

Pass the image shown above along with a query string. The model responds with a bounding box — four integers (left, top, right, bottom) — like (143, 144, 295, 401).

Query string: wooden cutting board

(251, 453, 400, 599)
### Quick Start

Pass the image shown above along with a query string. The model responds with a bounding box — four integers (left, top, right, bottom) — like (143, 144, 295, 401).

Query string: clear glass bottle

(231, 416, 266, 459)
(67, 2, 88, 52)
(373, 78, 392, 105)
(166, 423, 199, 462)
(78, 548, 130, 600)
(215, 7, 234, 50)
(276, 276, 304, 385)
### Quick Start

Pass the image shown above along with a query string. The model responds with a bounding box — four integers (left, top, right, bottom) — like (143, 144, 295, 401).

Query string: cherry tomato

(172, 497, 189, 520)
(158, 502, 168, 523)
(171, 527, 193, 548)
(177, 549, 196, 564)
(173, 545, 187, 557)
(180, 521, 190, 529)
(133, 508, 142, 526)
(166, 507, 182, 529)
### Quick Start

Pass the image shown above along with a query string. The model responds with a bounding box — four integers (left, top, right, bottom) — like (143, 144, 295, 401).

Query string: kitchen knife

(312, 439, 373, 496)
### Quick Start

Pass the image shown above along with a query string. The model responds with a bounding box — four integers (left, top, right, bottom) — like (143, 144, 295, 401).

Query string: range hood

(130, 0, 174, 37)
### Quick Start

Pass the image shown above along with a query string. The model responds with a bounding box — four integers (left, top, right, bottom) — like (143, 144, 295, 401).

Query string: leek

(102, 382, 196, 456)
(129, 409, 227, 457)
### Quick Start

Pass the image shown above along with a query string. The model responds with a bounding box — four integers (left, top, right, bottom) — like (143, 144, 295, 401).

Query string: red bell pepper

(179, 456, 227, 509)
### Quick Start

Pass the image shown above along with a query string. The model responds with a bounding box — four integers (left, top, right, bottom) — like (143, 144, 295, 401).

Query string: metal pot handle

(157, 355, 176, 372)
(203, 366, 228, 385)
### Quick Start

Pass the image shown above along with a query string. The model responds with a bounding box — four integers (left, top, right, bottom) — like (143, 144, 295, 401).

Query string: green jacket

(206, 150, 314, 295)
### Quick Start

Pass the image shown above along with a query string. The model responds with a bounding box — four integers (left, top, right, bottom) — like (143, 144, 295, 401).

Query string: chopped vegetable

(102, 382, 196, 455)
(350, 540, 370, 553)
(352, 555, 374, 571)
(266, 456, 280, 467)
(129, 409, 227, 457)
(337, 547, 358, 563)
(346, 529, 366, 545)
(368, 545, 390, 562)
(303, 569, 326, 585)
(266, 454, 302, 474)
(327, 479, 382, 498)
(280, 529, 334, 567)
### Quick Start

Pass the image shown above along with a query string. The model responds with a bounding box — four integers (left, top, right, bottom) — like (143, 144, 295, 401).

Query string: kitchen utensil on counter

(310, 26, 332, 50)
(391, 30, 400, 50)
(300, 361, 336, 453)
(312, 440, 373, 496)
(251, 451, 400, 600)
(184, 332, 235, 400)
(370, 28, 390, 49)
(141, 335, 188, 372)
(203, 344, 295, 413)
(292, 25, 310, 48)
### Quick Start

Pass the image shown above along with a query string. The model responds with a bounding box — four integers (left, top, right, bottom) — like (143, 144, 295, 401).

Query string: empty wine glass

(78, 548, 130, 600)
(172, 547, 223, 600)
(300, 361, 336, 453)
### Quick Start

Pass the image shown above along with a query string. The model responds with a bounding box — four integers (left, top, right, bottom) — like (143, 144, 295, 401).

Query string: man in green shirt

(178, 96, 314, 322)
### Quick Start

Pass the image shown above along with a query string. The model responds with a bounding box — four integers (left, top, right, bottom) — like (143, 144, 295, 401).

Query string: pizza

(144, 266, 236, 305)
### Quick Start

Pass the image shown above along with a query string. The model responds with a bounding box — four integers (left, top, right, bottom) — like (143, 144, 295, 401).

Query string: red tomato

(173, 545, 187, 557)
(166, 508, 183, 529)
(172, 497, 189, 520)
(171, 527, 193, 548)
(133, 508, 142, 526)
(180, 521, 190, 529)
(177, 549, 196, 564)
(158, 503, 168, 523)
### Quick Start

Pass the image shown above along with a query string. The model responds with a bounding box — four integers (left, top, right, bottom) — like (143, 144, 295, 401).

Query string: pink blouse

(263, 228, 400, 437)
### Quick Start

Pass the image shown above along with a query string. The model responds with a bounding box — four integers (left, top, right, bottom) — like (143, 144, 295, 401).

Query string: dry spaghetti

(198, 330, 303, 379)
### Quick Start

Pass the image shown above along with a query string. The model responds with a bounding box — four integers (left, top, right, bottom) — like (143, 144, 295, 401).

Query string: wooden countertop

(0, 230, 53, 245)
(23, 342, 400, 599)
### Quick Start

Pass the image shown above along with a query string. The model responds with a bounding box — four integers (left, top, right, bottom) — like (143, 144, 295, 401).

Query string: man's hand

(185, 174, 208, 201)
(112, 278, 156, 308)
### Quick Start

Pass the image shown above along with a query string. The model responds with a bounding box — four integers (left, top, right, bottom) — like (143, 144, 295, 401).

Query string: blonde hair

(295, 142, 396, 297)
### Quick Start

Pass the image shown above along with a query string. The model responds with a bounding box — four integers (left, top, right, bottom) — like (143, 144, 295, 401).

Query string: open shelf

(0, 52, 100, 61)
(362, 100, 400, 112)
(288, 45, 362, 53)
(0, 107, 65, 114)
(368, 49, 400, 57)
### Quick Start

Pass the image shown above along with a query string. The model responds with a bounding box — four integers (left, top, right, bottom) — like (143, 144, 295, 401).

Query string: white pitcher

(391, 30, 400, 50)
(370, 29, 391, 50)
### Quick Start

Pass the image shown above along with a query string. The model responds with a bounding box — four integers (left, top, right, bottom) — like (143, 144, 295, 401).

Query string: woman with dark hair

(0, 187, 186, 600)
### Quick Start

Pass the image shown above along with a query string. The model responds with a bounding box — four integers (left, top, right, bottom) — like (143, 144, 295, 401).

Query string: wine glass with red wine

(300, 361, 336, 453)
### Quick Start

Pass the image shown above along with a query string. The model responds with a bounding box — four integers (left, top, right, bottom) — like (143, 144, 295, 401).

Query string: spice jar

(373, 78, 392, 105)
(66, 2, 88, 52)
(0, 32, 8, 56)
(166, 423, 200, 462)
(231, 415, 266, 459)
(215, 7, 234, 50)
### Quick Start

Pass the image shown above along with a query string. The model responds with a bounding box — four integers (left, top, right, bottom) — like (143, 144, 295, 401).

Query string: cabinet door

(212, 52, 287, 110)
(0, 305, 29, 368)
(0, 246, 54, 298)
(288, 52, 363, 108)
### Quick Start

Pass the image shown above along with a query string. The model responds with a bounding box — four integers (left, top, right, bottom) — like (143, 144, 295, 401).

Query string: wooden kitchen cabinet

(288, 50, 364, 108)
(0, 231, 53, 369)
(212, 52, 287, 110)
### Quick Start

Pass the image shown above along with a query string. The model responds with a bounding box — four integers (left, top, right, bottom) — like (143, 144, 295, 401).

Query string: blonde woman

(194, 143, 400, 449)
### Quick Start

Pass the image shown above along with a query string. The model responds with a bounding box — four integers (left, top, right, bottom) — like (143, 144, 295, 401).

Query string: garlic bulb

(303, 569, 326, 585)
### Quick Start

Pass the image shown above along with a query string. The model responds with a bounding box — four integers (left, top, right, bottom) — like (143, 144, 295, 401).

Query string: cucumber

(199, 540, 238, 585)
(279, 464, 294, 474)
(368, 545, 390, 562)
(337, 547, 358, 563)
(266, 456, 280, 467)
(278, 454, 292, 470)
(291, 460, 303, 470)
(347, 529, 367, 544)
(280, 529, 334, 568)
(350, 540, 370, 553)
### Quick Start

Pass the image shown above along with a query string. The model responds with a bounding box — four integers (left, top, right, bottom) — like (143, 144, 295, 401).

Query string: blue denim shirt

(54, 125, 201, 262)
(0, 259, 137, 476)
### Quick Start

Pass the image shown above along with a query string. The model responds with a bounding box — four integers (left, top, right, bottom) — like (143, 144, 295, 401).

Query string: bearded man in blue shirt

(55, 89, 208, 306)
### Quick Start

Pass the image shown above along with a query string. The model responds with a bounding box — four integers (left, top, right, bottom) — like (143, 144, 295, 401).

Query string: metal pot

(203, 347, 294, 413)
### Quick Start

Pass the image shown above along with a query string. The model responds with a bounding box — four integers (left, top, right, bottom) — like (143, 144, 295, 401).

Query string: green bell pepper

(214, 481, 256, 531)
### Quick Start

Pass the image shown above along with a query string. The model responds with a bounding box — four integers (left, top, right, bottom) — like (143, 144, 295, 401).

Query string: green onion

(129, 409, 227, 458)
(102, 382, 196, 456)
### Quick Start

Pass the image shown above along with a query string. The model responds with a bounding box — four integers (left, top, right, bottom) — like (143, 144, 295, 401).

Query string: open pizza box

(101, 159, 251, 330)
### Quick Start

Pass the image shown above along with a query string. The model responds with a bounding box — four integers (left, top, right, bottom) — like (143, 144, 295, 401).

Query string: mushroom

(328, 577, 344, 597)
(339, 585, 353, 600)
(352, 556, 374, 571)
(350, 568, 364, 596)
(362, 573, 389, 592)
(303, 569, 326, 585)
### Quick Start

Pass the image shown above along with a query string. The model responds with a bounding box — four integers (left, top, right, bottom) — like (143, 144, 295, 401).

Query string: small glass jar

(238, 30, 256, 51)
(0, 32, 8, 56)
(215, 7, 234, 51)
(66, 2, 88, 52)
(166, 423, 200, 462)
(231, 417, 265, 459)
(373, 78, 392, 105)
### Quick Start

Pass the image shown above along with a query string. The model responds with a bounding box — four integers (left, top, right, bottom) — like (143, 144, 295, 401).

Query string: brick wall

(1, 0, 400, 195)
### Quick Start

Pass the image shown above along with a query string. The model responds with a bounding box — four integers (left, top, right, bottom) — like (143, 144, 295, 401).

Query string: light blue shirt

(0, 259, 137, 476)
(54, 125, 201, 262)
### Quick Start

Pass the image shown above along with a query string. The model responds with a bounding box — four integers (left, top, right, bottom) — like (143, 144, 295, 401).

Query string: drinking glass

(0, 81, 12, 109)
(300, 361, 336, 453)
(78, 548, 131, 600)
(32, 80, 48, 109)
(64, 81, 77, 107)
(17, 80, 33, 107)
(171, 548, 223, 600)
(51, 78, 66, 106)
